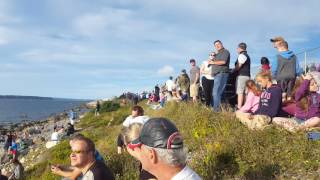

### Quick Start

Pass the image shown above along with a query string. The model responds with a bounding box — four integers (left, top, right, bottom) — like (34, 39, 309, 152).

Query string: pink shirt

(240, 91, 260, 113)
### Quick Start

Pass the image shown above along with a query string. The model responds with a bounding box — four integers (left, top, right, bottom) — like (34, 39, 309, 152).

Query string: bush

(26, 100, 320, 179)
(100, 101, 120, 113)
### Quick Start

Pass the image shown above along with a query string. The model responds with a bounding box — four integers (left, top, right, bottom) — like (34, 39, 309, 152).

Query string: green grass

(25, 101, 320, 179)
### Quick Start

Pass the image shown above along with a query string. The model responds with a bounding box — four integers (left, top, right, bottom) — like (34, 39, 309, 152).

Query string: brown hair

(279, 41, 288, 49)
(292, 76, 309, 112)
(71, 135, 95, 157)
(132, 105, 144, 116)
(246, 80, 262, 96)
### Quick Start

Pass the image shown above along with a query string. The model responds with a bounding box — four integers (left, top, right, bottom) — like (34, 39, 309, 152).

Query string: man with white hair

(128, 118, 201, 180)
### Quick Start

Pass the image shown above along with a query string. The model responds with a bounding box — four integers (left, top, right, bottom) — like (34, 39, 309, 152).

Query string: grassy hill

(25, 100, 320, 179)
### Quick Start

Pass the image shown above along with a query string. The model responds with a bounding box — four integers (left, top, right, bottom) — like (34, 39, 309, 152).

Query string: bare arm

(208, 60, 226, 65)
(51, 165, 81, 180)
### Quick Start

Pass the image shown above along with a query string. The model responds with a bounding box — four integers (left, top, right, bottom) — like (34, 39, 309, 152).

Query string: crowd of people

(145, 36, 320, 131)
(1, 36, 318, 180)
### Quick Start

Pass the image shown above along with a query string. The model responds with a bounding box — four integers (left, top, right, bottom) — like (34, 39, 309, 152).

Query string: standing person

(201, 53, 215, 106)
(4, 132, 13, 151)
(189, 59, 200, 103)
(69, 109, 75, 125)
(128, 118, 202, 180)
(95, 101, 101, 117)
(270, 37, 301, 101)
(208, 40, 231, 111)
(234, 42, 251, 109)
(165, 76, 175, 95)
(176, 69, 190, 99)
(260, 57, 271, 73)
(154, 85, 160, 101)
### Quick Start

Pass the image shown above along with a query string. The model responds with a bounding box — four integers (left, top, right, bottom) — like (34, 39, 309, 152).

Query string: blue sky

(0, 0, 320, 99)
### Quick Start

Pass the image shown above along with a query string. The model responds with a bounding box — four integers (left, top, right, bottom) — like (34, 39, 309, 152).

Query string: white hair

(144, 145, 187, 166)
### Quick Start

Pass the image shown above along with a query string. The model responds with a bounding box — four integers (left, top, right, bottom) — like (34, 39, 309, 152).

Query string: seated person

(66, 123, 75, 136)
(236, 72, 283, 130)
(118, 106, 149, 154)
(51, 134, 107, 180)
(273, 72, 320, 131)
(121, 123, 157, 180)
(281, 76, 304, 116)
(237, 80, 261, 114)
(45, 126, 63, 149)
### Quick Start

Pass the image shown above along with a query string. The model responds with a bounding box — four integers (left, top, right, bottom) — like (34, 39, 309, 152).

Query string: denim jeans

(212, 73, 229, 111)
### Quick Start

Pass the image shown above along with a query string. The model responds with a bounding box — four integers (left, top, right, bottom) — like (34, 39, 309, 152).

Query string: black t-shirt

(0, 175, 7, 180)
(80, 161, 115, 180)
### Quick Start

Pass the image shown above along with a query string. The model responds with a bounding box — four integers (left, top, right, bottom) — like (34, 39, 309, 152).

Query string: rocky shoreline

(0, 103, 91, 173)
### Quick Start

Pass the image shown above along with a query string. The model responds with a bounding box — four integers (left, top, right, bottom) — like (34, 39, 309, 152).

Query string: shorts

(277, 78, 295, 96)
(190, 84, 199, 98)
(236, 76, 250, 95)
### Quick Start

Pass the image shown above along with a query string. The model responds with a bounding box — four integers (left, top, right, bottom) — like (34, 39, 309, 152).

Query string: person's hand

(51, 164, 62, 175)
(303, 74, 313, 80)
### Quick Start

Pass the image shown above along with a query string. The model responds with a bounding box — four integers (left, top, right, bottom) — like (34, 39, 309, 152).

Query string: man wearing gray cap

(128, 118, 201, 180)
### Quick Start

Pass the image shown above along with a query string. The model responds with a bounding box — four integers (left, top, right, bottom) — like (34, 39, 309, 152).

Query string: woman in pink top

(239, 80, 261, 113)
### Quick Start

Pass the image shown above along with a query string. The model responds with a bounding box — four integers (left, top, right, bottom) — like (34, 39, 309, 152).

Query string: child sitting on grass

(236, 72, 283, 130)
(273, 72, 320, 132)
(237, 80, 261, 113)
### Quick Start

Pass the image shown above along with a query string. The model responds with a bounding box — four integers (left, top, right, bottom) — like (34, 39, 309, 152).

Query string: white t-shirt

(172, 166, 202, 180)
(51, 132, 59, 141)
(122, 115, 150, 127)
(166, 80, 175, 91)
(200, 61, 214, 80)
(237, 54, 247, 64)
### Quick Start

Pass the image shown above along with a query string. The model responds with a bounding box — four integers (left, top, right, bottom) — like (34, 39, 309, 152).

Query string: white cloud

(157, 65, 175, 77)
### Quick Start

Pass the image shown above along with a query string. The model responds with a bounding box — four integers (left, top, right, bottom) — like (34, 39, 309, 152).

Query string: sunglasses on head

(127, 142, 142, 151)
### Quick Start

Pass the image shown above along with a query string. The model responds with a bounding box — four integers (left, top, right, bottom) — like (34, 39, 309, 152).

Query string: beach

(0, 103, 89, 174)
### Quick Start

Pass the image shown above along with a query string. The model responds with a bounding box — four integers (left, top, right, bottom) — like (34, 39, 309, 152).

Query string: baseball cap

(129, 118, 183, 150)
(181, 69, 186, 73)
(270, 36, 285, 42)
(309, 71, 320, 87)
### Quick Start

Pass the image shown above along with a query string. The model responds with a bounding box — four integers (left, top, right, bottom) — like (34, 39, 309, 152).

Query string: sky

(0, 0, 320, 99)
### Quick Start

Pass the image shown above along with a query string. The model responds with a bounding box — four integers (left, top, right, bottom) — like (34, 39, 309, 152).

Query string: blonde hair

(255, 71, 272, 81)
(121, 123, 143, 145)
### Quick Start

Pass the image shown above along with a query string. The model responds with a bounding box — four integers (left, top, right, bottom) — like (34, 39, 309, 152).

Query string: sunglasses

(71, 150, 88, 154)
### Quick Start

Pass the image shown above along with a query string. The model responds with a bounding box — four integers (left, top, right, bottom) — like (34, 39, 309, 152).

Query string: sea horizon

(0, 95, 91, 125)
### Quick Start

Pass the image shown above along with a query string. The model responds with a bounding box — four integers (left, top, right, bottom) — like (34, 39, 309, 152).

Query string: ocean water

(0, 98, 89, 125)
